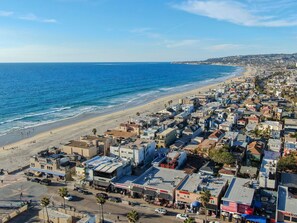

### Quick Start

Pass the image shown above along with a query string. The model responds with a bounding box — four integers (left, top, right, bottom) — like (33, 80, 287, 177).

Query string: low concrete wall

(57, 208, 87, 218)
(7, 165, 30, 175)
(0, 204, 28, 223)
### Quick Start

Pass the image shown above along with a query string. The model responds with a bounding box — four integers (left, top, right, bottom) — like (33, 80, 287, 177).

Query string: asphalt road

(1, 175, 184, 223)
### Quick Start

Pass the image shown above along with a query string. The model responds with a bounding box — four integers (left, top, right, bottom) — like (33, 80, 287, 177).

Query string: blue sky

(0, 0, 297, 62)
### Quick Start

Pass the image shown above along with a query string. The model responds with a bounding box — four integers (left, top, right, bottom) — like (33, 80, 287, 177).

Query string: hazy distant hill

(174, 53, 297, 67)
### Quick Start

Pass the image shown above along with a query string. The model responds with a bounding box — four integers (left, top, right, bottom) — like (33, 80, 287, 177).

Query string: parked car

(176, 214, 189, 220)
(78, 189, 92, 195)
(24, 172, 34, 177)
(155, 208, 167, 215)
(74, 186, 81, 191)
(64, 195, 73, 201)
(96, 193, 109, 199)
(108, 196, 121, 203)
(40, 179, 51, 186)
(31, 178, 41, 183)
(34, 172, 43, 177)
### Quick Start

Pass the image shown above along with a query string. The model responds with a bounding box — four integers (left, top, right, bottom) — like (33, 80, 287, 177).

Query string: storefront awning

(158, 193, 172, 201)
(131, 186, 144, 194)
(30, 167, 65, 177)
(144, 190, 157, 196)
(94, 180, 110, 188)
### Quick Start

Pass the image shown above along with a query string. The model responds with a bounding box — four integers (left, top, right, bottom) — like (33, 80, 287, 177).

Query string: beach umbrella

(191, 201, 200, 207)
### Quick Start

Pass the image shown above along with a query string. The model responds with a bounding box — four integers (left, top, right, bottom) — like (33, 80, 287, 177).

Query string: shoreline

(0, 65, 257, 172)
(0, 65, 242, 147)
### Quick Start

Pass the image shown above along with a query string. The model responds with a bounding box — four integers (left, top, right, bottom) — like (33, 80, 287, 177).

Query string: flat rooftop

(264, 150, 280, 160)
(285, 119, 297, 126)
(177, 174, 227, 197)
(222, 177, 255, 205)
(120, 138, 153, 149)
(81, 135, 107, 142)
(104, 129, 136, 139)
(64, 140, 93, 148)
(94, 161, 123, 173)
(132, 166, 187, 192)
(278, 186, 297, 214)
(83, 156, 125, 173)
(159, 128, 175, 136)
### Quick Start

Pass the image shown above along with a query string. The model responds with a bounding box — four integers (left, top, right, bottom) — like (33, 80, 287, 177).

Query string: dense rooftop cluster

(25, 58, 297, 222)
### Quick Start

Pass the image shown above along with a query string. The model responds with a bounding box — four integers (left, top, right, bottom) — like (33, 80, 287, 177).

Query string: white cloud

(173, 0, 297, 27)
(130, 28, 161, 39)
(19, 13, 57, 23)
(19, 13, 38, 21)
(207, 43, 242, 51)
(42, 19, 58, 23)
(0, 10, 14, 17)
(165, 39, 200, 48)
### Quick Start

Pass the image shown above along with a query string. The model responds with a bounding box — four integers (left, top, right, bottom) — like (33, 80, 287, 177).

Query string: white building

(110, 139, 156, 166)
(227, 113, 238, 125)
(140, 127, 159, 140)
(259, 151, 280, 189)
(268, 138, 282, 153)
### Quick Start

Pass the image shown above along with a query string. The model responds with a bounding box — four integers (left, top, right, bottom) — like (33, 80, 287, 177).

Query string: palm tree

(127, 210, 139, 223)
(184, 218, 195, 223)
(199, 190, 211, 221)
(96, 196, 106, 223)
(40, 197, 50, 223)
(58, 187, 68, 209)
(92, 128, 97, 136)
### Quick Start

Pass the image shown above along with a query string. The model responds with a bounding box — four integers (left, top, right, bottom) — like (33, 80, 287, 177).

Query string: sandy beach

(0, 65, 257, 172)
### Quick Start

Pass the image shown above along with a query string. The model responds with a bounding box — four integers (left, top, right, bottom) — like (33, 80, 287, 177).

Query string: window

(222, 201, 229, 206)
(31, 163, 35, 167)
(47, 166, 53, 170)
(41, 165, 45, 169)
(292, 217, 297, 222)
(284, 215, 291, 221)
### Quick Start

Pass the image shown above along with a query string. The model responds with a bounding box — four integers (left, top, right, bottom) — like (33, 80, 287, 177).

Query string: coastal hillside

(174, 53, 297, 67)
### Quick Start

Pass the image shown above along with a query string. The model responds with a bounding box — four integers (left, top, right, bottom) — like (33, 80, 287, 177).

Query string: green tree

(136, 112, 140, 116)
(96, 196, 106, 223)
(40, 196, 50, 223)
(199, 190, 211, 221)
(58, 187, 68, 209)
(127, 210, 139, 223)
(209, 149, 235, 165)
(277, 153, 297, 173)
(184, 217, 195, 223)
(92, 128, 97, 136)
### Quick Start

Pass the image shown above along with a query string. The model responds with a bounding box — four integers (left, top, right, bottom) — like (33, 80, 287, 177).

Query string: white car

(64, 195, 73, 201)
(176, 214, 189, 220)
(155, 208, 167, 215)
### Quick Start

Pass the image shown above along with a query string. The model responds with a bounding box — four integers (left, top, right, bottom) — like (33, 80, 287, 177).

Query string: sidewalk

(67, 182, 226, 223)
(0, 172, 26, 189)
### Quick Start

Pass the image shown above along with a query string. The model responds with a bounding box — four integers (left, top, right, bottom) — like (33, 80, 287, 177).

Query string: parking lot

(0, 171, 222, 223)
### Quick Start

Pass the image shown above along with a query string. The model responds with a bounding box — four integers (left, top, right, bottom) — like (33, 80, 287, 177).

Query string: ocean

(0, 62, 241, 145)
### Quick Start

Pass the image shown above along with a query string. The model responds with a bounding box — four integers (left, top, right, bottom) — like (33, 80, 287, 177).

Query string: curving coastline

(0, 65, 257, 172)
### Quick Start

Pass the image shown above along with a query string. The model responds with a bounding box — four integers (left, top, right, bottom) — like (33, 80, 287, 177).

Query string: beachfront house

(156, 128, 177, 148)
(30, 147, 71, 180)
(63, 140, 98, 159)
(109, 138, 156, 167)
